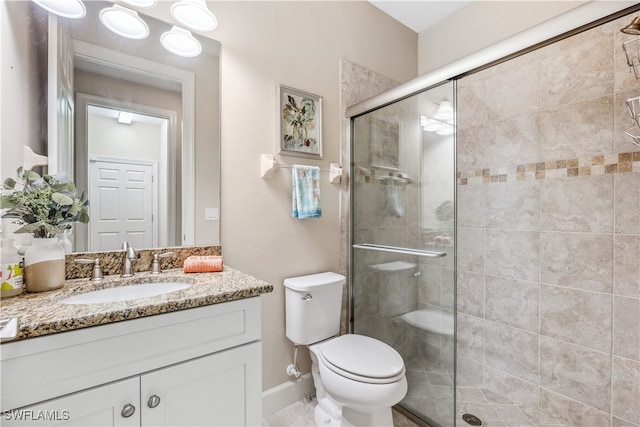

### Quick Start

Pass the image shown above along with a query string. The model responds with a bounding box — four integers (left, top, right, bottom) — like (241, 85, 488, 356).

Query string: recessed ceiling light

(99, 5, 150, 40)
(119, 0, 157, 7)
(170, 0, 217, 32)
(161, 26, 202, 57)
(118, 111, 134, 124)
(32, 0, 86, 19)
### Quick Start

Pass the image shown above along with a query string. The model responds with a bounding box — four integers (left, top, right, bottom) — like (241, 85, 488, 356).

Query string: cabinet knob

(147, 394, 161, 408)
(121, 403, 136, 418)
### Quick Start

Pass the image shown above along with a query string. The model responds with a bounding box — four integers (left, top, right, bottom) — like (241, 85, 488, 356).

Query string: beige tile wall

(456, 13, 640, 427)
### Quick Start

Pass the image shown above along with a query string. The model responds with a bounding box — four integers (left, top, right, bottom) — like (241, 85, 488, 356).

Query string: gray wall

(456, 13, 640, 426)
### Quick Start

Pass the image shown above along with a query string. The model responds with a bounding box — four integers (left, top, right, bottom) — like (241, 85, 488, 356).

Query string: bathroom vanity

(0, 267, 273, 426)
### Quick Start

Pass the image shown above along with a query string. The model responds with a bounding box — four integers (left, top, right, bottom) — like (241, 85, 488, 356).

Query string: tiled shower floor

(262, 386, 545, 427)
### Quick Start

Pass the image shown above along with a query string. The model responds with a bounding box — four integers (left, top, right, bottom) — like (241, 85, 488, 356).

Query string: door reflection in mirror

(87, 105, 172, 251)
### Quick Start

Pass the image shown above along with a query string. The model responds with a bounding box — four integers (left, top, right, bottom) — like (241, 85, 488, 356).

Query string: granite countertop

(0, 266, 273, 342)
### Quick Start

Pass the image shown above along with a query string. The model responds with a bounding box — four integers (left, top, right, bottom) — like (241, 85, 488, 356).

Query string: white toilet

(284, 272, 407, 427)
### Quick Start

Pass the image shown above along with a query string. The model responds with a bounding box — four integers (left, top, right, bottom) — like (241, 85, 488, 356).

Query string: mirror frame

(71, 40, 196, 246)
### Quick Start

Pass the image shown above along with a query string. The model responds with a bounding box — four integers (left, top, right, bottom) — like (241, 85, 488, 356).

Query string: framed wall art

(278, 84, 323, 159)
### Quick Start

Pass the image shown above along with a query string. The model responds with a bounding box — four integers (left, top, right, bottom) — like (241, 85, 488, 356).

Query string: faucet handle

(151, 252, 174, 274)
(75, 258, 104, 281)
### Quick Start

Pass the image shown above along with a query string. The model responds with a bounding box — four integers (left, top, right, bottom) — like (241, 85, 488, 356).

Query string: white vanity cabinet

(3, 377, 140, 427)
(1, 297, 262, 427)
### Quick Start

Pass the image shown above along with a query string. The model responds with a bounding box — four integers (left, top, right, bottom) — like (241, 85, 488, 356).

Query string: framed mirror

(2, 0, 221, 252)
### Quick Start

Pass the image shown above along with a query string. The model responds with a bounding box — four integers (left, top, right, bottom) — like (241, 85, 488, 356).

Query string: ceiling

(368, 0, 470, 33)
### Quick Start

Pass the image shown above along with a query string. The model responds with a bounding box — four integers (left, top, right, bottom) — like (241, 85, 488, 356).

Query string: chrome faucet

(121, 241, 137, 277)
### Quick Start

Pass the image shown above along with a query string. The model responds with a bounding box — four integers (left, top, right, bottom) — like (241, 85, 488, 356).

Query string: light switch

(205, 208, 219, 221)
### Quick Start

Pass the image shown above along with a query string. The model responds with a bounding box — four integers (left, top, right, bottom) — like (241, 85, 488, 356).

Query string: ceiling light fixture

(100, 5, 150, 39)
(32, 0, 86, 19)
(421, 117, 444, 132)
(119, 0, 158, 7)
(118, 111, 134, 124)
(621, 15, 640, 35)
(433, 100, 454, 121)
(170, 0, 217, 32)
(436, 125, 454, 136)
(421, 114, 454, 135)
(161, 26, 202, 57)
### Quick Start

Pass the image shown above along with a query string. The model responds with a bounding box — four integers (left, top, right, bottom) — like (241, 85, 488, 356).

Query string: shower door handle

(352, 243, 446, 258)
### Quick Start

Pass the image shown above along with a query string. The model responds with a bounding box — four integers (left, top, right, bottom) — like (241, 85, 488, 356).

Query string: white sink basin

(60, 282, 192, 305)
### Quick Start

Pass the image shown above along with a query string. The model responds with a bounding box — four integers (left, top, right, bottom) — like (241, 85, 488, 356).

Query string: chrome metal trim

(345, 1, 637, 119)
(353, 243, 446, 258)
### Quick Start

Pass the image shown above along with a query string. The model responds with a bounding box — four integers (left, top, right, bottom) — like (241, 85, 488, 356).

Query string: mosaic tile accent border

(458, 151, 640, 185)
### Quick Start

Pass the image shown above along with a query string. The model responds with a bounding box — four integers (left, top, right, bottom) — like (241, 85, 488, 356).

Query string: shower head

(621, 16, 640, 35)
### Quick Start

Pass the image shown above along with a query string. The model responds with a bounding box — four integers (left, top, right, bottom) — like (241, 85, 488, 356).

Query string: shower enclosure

(350, 81, 456, 426)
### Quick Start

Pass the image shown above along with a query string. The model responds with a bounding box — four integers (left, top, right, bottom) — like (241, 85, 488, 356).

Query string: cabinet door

(141, 341, 261, 427)
(2, 377, 140, 427)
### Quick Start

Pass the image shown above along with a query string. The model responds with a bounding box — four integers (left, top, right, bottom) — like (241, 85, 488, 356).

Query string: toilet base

(341, 406, 393, 427)
(314, 398, 341, 426)
(313, 400, 393, 427)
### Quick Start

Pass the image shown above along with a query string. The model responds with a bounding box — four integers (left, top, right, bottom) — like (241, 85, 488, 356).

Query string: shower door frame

(347, 79, 458, 426)
(345, 5, 636, 426)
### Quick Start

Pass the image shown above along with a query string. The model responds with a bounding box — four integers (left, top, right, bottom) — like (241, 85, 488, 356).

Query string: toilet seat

(318, 334, 405, 384)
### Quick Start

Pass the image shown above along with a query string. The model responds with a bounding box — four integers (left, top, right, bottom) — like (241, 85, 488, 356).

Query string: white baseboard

(262, 373, 315, 418)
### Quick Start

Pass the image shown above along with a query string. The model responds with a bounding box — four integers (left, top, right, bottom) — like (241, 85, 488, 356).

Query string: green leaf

(53, 181, 77, 194)
(23, 170, 40, 182)
(3, 178, 17, 189)
(78, 210, 90, 223)
(0, 195, 17, 209)
(52, 192, 73, 206)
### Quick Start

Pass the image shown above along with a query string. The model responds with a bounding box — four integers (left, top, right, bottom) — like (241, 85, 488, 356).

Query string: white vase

(24, 237, 65, 292)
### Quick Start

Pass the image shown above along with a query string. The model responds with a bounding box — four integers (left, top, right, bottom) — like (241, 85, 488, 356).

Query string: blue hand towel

(292, 165, 322, 219)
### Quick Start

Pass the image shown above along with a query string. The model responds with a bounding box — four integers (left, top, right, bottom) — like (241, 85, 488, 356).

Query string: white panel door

(89, 159, 155, 251)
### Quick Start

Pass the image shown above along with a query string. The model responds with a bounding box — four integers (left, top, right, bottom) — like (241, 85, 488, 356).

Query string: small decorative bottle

(1, 237, 24, 298)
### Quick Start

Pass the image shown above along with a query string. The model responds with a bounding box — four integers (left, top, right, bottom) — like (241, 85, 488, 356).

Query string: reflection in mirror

(84, 102, 174, 252)
(3, 0, 221, 252)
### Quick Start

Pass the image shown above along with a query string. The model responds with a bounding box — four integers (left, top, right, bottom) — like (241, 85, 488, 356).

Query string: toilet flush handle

(301, 293, 313, 301)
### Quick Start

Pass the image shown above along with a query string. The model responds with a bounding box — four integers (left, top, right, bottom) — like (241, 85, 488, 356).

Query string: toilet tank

(283, 272, 346, 345)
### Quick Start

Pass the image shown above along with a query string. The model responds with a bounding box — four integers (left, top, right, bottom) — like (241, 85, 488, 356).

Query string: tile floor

(262, 397, 422, 427)
(262, 387, 537, 427)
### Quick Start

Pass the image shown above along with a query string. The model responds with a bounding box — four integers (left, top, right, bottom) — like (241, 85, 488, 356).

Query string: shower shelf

(369, 261, 417, 272)
(357, 166, 414, 184)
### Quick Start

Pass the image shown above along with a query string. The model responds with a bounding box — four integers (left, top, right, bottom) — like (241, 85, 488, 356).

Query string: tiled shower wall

(456, 13, 640, 426)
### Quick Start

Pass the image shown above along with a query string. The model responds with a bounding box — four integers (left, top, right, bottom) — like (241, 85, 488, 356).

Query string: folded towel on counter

(183, 255, 223, 273)
(292, 165, 322, 219)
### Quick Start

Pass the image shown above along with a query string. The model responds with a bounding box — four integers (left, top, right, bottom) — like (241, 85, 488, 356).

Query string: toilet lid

(319, 335, 405, 381)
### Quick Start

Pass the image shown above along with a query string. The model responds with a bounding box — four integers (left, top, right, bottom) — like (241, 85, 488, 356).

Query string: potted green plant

(1, 168, 89, 292)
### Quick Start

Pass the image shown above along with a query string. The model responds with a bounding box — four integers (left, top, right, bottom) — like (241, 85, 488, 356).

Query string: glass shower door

(350, 81, 456, 426)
